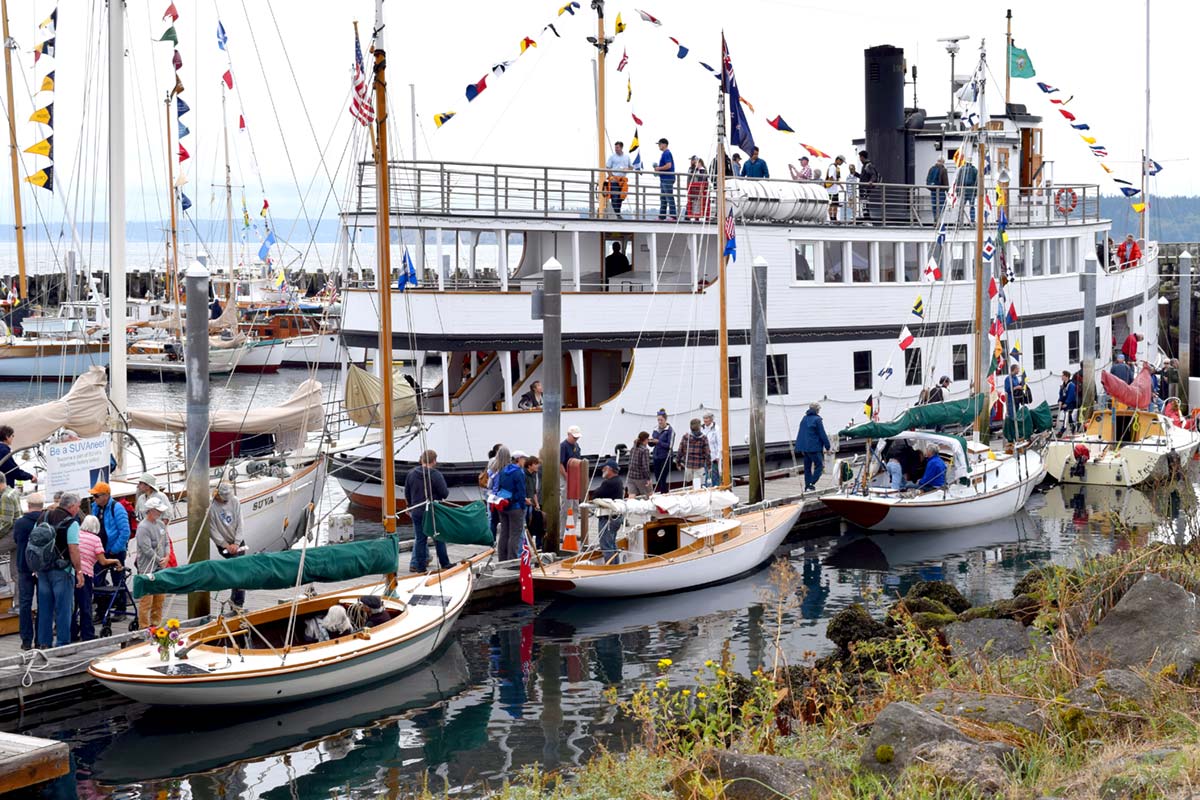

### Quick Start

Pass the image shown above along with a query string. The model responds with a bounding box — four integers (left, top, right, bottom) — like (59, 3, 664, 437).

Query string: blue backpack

(25, 513, 68, 572)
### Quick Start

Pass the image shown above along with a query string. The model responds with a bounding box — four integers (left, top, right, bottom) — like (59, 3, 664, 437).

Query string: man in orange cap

(89, 481, 131, 611)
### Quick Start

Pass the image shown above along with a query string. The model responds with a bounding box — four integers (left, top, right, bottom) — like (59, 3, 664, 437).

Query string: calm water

(1, 374, 1197, 798)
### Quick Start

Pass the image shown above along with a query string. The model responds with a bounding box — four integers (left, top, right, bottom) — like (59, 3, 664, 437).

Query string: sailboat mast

(716, 57, 731, 487)
(1141, 0, 1150, 242)
(1, 0, 26, 300)
(972, 48, 990, 441)
(372, 0, 397, 535)
(164, 91, 180, 318)
(108, 0, 127, 424)
(222, 84, 234, 300)
(595, 2, 606, 175)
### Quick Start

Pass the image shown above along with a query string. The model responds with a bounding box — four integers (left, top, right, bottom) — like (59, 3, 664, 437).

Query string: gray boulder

(1067, 668, 1153, 714)
(1075, 573, 1200, 680)
(861, 701, 973, 778)
(944, 618, 1034, 665)
(919, 689, 1044, 734)
(675, 751, 819, 800)
(909, 740, 1010, 796)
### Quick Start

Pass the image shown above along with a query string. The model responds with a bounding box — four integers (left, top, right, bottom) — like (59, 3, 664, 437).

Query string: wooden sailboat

(821, 44, 1045, 532)
(535, 31, 803, 598)
(88, 539, 485, 706)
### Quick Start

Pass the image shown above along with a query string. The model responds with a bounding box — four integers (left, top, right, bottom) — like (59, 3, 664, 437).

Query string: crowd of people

(601, 141, 881, 223)
(0, 444, 252, 650)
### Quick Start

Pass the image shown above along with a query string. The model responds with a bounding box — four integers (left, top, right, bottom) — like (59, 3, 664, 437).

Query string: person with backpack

(29, 491, 83, 648)
(11, 493, 43, 650)
(135, 496, 172, 627)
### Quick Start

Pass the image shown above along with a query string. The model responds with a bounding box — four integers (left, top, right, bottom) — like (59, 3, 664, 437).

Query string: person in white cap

(559, 426, 582, 480)
(134, 473, 171, 522)
(210, 483, 247, 607)
(135, 496, 172, 627)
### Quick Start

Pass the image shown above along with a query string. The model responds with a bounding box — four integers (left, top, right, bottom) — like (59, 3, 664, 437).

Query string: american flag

(322, 273, 339, 301)
(722, 208, 736, 261)
(349, 32, 374, 126)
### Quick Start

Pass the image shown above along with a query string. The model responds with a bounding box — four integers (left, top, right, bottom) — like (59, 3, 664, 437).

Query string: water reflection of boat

(90, 640, 471, 784)
(824, 510, 1035, 572)
(1037, 483, 1159, 531)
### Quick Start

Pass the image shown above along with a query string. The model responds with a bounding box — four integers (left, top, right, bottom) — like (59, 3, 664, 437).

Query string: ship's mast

(972, 45, 990, 441)
(716, 37, 731, 487)
(1, 0, 27, 300)
(590, 1, 608, 212)
(372, 0, 397, 535)
(109, 0, 127, 426)
(1140, 0, 1150, 242)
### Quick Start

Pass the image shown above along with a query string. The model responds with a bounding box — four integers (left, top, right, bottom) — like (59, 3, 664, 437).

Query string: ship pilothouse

(333, 44, 1156, 505)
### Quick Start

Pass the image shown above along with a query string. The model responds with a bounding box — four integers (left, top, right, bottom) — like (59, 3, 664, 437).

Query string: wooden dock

(0, 731, 69, 793)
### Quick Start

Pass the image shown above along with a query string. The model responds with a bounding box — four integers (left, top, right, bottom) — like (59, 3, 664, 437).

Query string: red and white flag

(349, 30, 375, 126)
(617, 49, 628, 71)
(897, 326, 915, 350)
(922, 256, 942, 283)
(519, 533, 534, 604)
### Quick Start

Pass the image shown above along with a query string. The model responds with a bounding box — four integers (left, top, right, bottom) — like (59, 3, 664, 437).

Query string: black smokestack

(863, 45, 907, 184)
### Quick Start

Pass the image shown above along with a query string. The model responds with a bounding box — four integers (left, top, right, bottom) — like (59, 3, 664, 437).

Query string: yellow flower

(166, 618, 181, 629)
(696, 691, 707, 699)
(717, 668, 727, 678)
(656, 680, 667, 690)
(704, 659, 715, 668)
(657, 658, 673, 669)
(681, 689, 691, 697)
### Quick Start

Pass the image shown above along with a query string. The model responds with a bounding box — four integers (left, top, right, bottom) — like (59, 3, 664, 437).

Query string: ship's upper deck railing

(349, 160, 1103, 229)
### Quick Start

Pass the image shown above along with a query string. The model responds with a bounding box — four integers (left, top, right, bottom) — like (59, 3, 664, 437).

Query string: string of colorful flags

(432, 1, 583, 129)
(25, 8, 57, 192)
(1033, 79, 1157, 215)
(158, 3, 192, 217)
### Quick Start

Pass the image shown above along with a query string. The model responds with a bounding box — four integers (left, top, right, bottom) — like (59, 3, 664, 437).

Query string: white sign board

(44, 436, 111, 495)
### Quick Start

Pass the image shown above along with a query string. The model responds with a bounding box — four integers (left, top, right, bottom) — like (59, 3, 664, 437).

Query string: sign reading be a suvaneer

(44, 436, 111, 495)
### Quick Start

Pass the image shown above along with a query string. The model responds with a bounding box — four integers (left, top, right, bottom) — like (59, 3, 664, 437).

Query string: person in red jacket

(1121, 331, 1144, 364)
(1116, 234, 1142, 268)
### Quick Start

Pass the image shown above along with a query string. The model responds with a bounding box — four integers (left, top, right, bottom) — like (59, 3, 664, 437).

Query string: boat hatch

(644, 519, 680, 556)
(683, 518, 740, 540)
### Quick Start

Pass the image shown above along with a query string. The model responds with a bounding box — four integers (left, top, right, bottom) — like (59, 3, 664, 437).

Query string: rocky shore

(478, 542, 1200, 800)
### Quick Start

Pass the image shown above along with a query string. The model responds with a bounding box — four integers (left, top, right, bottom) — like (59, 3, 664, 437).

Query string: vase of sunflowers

(147, 619, 182, 661)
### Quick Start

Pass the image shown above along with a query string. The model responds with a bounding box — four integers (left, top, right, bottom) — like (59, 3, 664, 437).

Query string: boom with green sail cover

(839, 394, 989, 439)
(133, 537, 399, 598)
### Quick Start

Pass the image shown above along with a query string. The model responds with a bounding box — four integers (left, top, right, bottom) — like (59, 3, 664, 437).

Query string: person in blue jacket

(794, 403, 831, 491)
(1056, 370, 1079, 436)
(907, 445, 947, 490)
(496, 451, 528, 562)
(0, 425, 33, 487)
(89, 481, 131, 611)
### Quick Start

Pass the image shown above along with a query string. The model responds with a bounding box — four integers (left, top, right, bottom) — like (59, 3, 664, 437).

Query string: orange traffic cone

(562, 507, 578, 551)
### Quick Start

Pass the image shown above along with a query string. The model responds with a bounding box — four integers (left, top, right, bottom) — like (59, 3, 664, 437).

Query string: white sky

(0, 0, 1192, 234)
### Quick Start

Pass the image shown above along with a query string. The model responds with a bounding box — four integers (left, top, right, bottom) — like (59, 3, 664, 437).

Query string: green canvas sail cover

(132, 536, 399, 598)
(424, 501, 494, 546)
(1002, 401, 1054, 441)
(839, 393, 988, 440)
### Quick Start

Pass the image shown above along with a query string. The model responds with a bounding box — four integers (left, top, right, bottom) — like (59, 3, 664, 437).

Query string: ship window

(767, 354, 788, 396)
(1068, 330, 1080, 363)
(853, 351, 872, 391)
(879, 243, 897, 282)
(904, 347, 922, 386)
(728, 356, 742, 398)
(793, 242, 816, 281)
(851, 241, 871, 283)
(952, 344, 968, 382)
(1065, 237, 1078, 272)
(1095, 326, 1101, 358)
(1048, 239, 1062, 274)
(903, 242, 921, 282)
(950, 243, 967, 281)
(1010, 241, 1026, 277)
(823, 241, 844, 283)
(1033, 335, 1046, 370)
(1031, 240, 1045, 276)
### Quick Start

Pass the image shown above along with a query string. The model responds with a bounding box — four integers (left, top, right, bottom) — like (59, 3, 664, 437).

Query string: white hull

(233, 340, 286, 373)
(127, 344, 245, 376)
(280, 333, 367, 366)
(0, 344, 109, 379)
(89, 563, 477, 706)
(163, 459, 327, 564)
(1044, 429, 1200, 487)
(537, 504, 802, 598)
(822, 450, 1045, 532)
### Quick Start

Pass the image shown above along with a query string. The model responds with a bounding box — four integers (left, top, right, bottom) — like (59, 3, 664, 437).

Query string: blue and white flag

(258, 229, 276, 262)
(397, 248, 418, 290)
(217, 22, 228, 50)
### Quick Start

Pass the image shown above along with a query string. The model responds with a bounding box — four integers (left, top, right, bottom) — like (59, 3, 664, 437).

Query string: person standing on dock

(1109, 353, 1134, 385)
(11, 493, 43, 650)
(700, 412, 721, 487)
(1057, 370, 1079, 436)
(524, 456, 544, 549)
(135, 497, 171, 628)
(654, 138, 677, 220)
(677, 418, 712, 489)
(794, 403, 832, 492)
(74, 515, 120, 642)
(649, 411, 675, 494)
(627, 432, 653, 497)
(405, 450, 452, 573)
(89, 482, 130, 611)
(496, 451, 528, 562)
(593, 459, 625, 563)
(210, 483, 248, 607)
(0, 425, 34, 488)
(33, 492, 83, 648)
(134, 473, 170, 521)
(0, 473, 20, 592)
